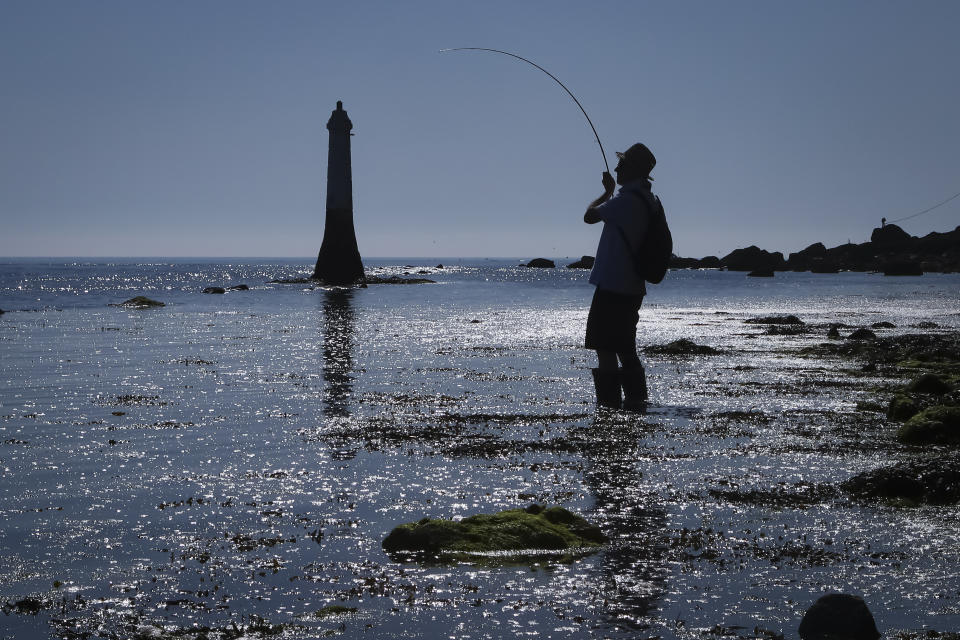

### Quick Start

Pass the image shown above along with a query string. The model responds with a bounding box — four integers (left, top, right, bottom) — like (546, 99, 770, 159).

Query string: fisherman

(583, 142, 657, 410)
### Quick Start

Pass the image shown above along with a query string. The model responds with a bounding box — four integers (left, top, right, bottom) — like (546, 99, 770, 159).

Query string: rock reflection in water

(321, 288, 356, 418)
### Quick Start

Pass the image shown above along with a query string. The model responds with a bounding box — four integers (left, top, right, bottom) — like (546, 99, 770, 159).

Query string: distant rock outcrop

(203, 284, 249, 294)
(720, 246, 786, 272)
(882, 260, 923, 276)
(671, 223, 960, 273)
(524, 258, 555, 268)
(669, 255, 722, 269)
(111, 296, 165, 308)
(566, 256, 595, 269)
(870, 223, 912, 248)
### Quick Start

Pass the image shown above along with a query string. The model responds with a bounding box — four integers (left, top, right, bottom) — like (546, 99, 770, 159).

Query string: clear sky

(1, 0, 958, 259)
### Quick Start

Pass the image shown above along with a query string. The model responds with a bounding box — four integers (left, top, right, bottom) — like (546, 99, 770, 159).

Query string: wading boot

(591, 368, 622, 409)
(620, 366, 648, 412)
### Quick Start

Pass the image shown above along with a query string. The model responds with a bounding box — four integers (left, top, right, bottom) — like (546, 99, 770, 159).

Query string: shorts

(584, 287, 644, 352)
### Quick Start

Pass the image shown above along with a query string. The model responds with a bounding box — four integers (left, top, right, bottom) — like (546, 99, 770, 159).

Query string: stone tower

(313, 101, 365, 285)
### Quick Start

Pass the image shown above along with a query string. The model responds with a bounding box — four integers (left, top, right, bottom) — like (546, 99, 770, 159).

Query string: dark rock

(227, 284, 249, 291)
(316, 605, 358, 619)
(202, 287, 226, 294)
(111, 296, 165, 308)
(827, 325, 841, 339)
(798, 593, 880, 640)
(365, 275, 435, 285)
(0, 309, 4, 315)
(810, 263, 841, 273)
(843, 453, 960, 504)
(787, 242, 837, 271)
(898, 405, 960, 444)
(766, 324, 804, 335)
(790, 241, 827, 260)
(847, 328, 877, 341)
(670, 224, 960, 274)
(524, 258, 555, 268)
(667, 255, 723, 269)
(870, 223, 912, 248)
(435, 264, 444, 269)
(566, 256, 595, 269)
(907, 373, 953, 395)
(7, 597, 45, 615)
(871, 321, 896, 329)
(721, 245, 786, 272)
(882, 260, 923, 276)
(747, 269, 775, 277)
(645, 339, 721, 355)
(745, 315, 804, 325)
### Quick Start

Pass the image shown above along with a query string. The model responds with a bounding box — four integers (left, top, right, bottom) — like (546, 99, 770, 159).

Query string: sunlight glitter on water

(1, 261, 959, 638)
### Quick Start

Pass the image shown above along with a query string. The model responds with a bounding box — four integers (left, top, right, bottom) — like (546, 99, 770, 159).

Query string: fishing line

(888, 189, 960, 225)
(439, 47, 610, 173)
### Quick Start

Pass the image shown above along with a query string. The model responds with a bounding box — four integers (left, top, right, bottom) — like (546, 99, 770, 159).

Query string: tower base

(312, 208, 365, 286)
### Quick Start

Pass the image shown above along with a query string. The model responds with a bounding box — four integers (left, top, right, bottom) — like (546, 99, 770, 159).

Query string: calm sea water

(1, 259, 958, 639)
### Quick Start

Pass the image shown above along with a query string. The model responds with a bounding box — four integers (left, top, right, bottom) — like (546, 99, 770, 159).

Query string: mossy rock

(382, 505, 605, 556)
(898, 405, 960, 445)
(112, 296, 165, 308)
(907, 373, 953, 395)
(887, 394, 921, 421)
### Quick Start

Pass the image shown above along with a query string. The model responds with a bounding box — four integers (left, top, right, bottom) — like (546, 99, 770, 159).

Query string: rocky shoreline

(670, 223, 960, 274)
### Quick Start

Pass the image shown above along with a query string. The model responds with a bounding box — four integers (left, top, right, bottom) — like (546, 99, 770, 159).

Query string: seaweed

(382, 504, 605, 558)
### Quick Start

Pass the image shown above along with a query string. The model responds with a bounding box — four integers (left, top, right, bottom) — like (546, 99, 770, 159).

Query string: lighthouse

(313, 101, 365, 285)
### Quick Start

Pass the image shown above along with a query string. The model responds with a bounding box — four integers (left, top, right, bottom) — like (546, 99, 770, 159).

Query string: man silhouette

(583, 143, 658, 410)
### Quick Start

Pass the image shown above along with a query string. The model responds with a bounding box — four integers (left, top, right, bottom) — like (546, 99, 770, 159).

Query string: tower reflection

(321, 288, 356, 418)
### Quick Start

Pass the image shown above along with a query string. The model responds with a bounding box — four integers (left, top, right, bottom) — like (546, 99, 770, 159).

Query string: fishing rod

(888, 189, 960, 225)
(439, 47, 610, 173)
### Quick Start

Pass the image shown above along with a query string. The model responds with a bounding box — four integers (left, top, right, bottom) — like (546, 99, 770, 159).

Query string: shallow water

(1, 259, 959, 639)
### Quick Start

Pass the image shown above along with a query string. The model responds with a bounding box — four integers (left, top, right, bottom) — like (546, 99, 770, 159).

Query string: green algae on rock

(382, 505, 605, 556)
(898, 405, 960, 445)
(887, 394, 922, 421)
(907, 372, 954, 395)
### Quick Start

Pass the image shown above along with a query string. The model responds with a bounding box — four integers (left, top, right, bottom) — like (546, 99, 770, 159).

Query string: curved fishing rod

(888, 188, 960, 225)
(440, 47, 610, 173)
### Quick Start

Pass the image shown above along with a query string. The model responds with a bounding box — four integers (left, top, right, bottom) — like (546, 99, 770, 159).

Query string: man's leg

(592, 350, 622, 409)
(617, 348, 648, 410)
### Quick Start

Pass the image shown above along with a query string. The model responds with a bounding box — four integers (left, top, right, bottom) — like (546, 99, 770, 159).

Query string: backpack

(617, 188, 672, 284)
